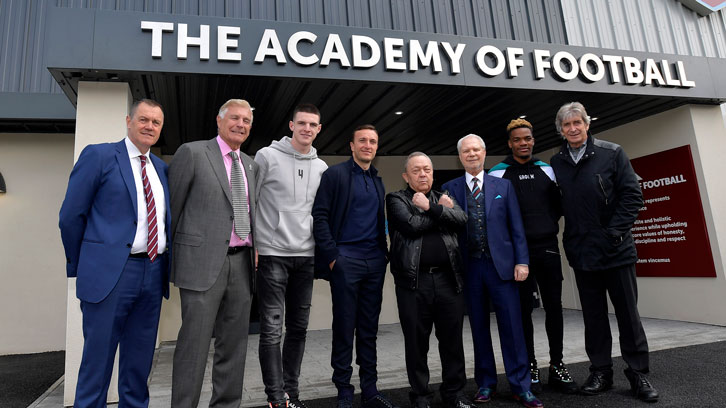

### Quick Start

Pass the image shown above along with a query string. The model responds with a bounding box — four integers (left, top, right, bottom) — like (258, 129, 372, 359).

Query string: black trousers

(574, 263, 650, 374)
(330, 255, 387, 398)
(518, 245, 564, 366)
(396, 269, 467, 403)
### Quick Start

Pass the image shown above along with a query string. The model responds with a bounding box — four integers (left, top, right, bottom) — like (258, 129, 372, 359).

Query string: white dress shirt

(465, 170, 484, 193)
(125, 137, 167, 255)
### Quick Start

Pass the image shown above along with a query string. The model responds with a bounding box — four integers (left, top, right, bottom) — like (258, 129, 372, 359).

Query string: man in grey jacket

(170, 99, 258, 408)
(255, 103, 328, 408)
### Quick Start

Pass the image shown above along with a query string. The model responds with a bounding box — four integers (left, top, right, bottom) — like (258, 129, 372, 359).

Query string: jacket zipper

(596, 174, 608, 205)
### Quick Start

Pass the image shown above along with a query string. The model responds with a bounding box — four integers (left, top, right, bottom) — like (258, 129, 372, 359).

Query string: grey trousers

(171, 249, 253, 408)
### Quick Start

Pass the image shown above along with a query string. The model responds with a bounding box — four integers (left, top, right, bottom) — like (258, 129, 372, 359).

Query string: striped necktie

(229, 151, 250, 239)
(140, 156, 158, 262)
(472, 178, 483, 201)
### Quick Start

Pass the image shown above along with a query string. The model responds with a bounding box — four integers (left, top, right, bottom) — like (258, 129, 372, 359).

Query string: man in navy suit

(442, 134, 542, 408)
(59, 99, 171, 408)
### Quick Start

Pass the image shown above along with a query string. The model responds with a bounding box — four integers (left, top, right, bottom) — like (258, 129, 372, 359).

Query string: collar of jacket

(404, 186, 434, 197)
(558, 134, 596, 158)
(347, 156, 379, 177)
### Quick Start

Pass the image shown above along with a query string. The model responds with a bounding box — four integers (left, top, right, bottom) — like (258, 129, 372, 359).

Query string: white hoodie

(254, 136, 328, 256)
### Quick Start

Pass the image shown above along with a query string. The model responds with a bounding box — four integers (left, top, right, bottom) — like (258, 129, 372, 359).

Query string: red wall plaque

(630, 145, 716, 277)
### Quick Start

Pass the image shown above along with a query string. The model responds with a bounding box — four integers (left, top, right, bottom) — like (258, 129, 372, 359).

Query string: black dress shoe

(624, 369, 659, 402)
(580, 370, 613, 395)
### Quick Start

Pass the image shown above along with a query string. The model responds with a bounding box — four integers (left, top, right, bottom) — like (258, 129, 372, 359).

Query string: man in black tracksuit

(550, 102, 658, 403)
(489, 119, 577, 395)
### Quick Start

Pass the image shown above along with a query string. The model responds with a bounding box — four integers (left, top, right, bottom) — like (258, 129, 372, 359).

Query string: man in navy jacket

(312, 125, 396, 408)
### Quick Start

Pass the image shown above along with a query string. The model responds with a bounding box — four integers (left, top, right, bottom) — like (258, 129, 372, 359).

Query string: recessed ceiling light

(591, 116, 598, 121)
(394, 111, 403, 115)
(251, 107, 256, 111)
(519, 115, 526, 119)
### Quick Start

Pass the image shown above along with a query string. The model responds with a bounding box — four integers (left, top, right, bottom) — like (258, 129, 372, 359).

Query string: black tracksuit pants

(518, 245, 565, 366)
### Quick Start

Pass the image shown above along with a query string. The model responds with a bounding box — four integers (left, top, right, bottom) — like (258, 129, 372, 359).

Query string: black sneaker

(362, 393, 399, 408)
(529, 363, 542, 393)
(548, 362, 578, 394)
(268, 400, 288, 408)
(288, 399, 308, 408)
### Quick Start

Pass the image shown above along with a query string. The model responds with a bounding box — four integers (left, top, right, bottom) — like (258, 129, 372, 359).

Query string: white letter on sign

(288, 31, 319, 66)
(409, 40, 442, 72)
(475, 45, 505, 77)
(254, 29, 286, 64)
(218, 26, 241, 61)
(351, 35, 381, 68)
(141, 21, 174, 58)
(177, 23, 210, 60)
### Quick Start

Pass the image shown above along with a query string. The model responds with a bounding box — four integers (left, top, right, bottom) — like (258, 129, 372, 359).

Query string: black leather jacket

(386, 188, 467, 291)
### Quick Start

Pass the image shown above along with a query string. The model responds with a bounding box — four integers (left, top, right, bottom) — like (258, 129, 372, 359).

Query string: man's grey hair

(555, 102, 590, 134)
(218, 99, 253, 122)
(456, 134, 486, 154)
(403, 151, 432, 172)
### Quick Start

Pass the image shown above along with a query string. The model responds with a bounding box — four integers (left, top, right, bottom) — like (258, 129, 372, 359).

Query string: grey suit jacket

(169, 138, 258, 291)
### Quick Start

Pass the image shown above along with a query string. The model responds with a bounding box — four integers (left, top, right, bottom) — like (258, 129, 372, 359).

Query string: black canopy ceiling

(31, 69, 715, 157)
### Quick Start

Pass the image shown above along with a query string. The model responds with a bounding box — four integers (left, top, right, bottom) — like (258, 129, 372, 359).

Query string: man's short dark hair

(292, 103, 321, 123)
(130, 99, 164, 118)
(351, 124, 378, 142)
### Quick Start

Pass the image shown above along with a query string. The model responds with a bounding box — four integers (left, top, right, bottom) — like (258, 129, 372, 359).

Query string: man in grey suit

(169, 99, 258, 407)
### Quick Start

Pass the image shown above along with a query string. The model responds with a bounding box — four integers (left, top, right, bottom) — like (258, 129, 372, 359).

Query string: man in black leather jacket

(386, 152, 472, 408)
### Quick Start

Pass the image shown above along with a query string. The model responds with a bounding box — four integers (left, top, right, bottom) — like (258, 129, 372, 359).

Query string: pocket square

(495, 194, 502, 199)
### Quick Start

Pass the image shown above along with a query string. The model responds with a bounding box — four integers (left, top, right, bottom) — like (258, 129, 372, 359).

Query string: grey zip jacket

(254, 136, 328, 256)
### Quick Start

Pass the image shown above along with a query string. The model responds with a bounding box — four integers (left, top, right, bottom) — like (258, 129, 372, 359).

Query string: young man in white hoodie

(255, 103, 328, 408)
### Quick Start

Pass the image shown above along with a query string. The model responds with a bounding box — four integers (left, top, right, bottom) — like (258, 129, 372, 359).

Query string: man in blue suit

(59, 99, 171, 408)
(442, 134, 542, 408)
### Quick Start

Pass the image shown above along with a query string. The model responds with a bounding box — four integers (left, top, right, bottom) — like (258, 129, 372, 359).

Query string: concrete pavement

(32, 309, 726, 407)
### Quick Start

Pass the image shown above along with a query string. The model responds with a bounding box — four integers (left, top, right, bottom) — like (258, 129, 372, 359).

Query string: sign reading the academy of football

(140, 21, 696, 88)
(630, 145, 716, 277)
(47, 8, 726, 100)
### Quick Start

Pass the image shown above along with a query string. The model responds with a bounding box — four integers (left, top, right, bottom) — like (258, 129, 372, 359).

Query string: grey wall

(561, 0, 726, 57)
(0, 0, 567, 118)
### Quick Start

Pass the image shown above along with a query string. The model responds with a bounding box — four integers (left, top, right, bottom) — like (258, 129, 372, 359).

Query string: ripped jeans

(257, 255, 315, 402)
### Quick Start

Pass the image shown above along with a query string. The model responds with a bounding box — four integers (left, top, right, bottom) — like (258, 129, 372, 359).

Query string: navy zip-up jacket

(312, 157, 387, 279)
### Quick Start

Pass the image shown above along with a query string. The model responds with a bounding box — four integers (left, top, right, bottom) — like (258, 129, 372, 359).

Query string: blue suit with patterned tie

(59, 139, 171, 408)
(442, 173, 531, 394)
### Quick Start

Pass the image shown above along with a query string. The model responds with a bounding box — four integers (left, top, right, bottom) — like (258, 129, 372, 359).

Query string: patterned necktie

(472, 178, 483, 201)
(229, 151, 250, 239)
(140, 156, 158, 262)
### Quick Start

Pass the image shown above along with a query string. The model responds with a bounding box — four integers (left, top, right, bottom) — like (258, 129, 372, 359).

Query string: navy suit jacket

(59, 140, 171, 303)
(442, 173, 528, 280)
